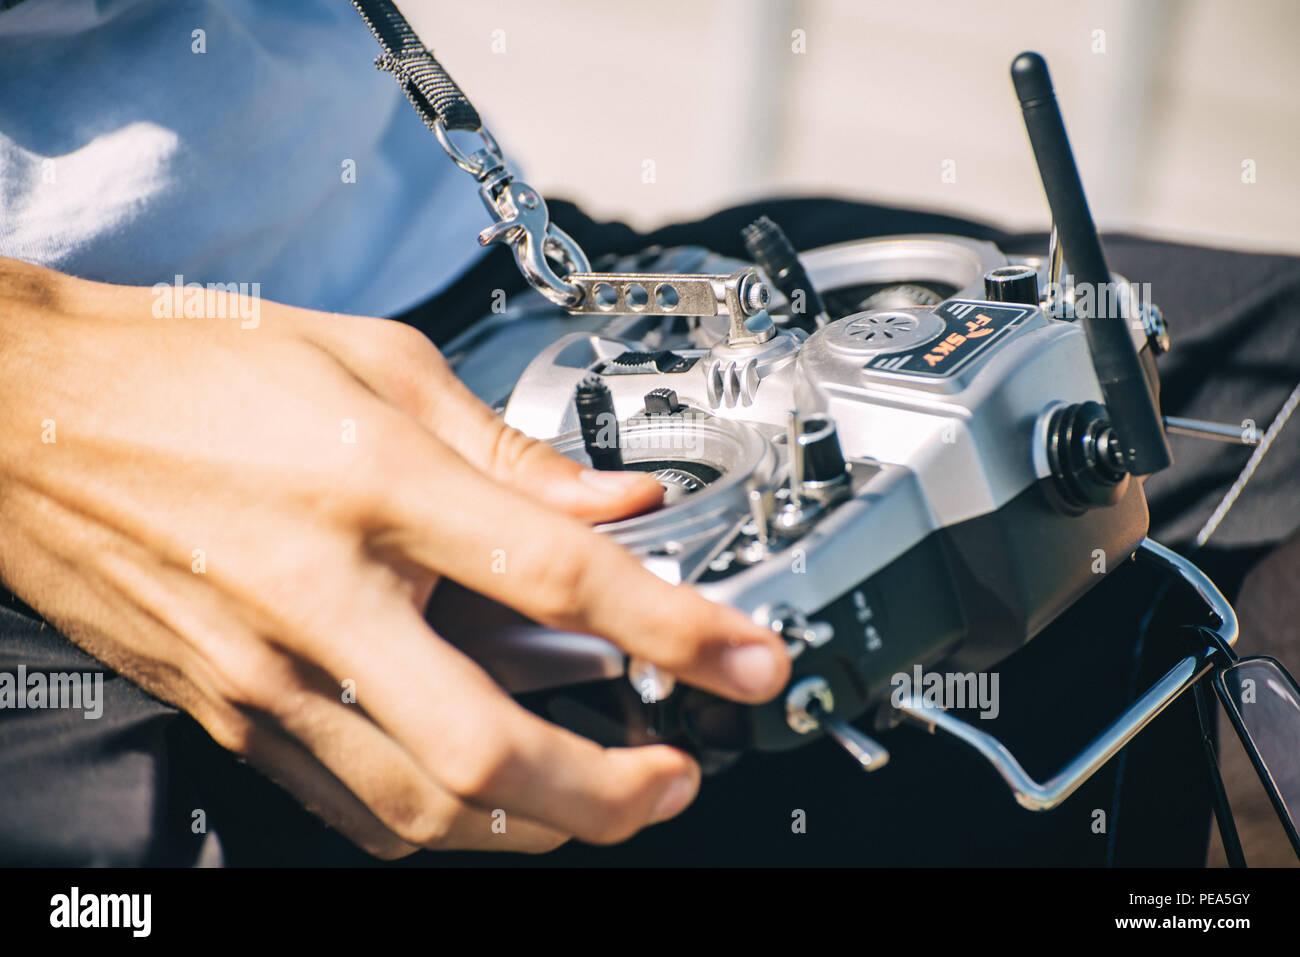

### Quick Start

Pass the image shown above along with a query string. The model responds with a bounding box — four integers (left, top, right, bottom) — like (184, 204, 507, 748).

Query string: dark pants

(3, 198, 1298, 866)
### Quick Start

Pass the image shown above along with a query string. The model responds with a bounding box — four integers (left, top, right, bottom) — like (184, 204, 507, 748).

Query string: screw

(1140, 303, 1170, 354)
(738, 273, 771, 316)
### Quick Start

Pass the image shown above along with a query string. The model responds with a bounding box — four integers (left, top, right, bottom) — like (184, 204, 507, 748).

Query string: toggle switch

(761, 604, 834, 659)
(785, 676, 890, 771)
(786, 411, 850, 504)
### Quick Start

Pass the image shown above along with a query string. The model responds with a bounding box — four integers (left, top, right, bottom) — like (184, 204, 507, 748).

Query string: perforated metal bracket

(564, 269, 774, 343)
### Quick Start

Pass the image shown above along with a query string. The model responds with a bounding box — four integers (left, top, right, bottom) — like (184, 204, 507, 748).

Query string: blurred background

(410, 0, 1298, 254)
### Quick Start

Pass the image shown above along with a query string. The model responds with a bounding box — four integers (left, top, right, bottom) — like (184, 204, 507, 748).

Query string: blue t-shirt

(0, 0, 488, 317)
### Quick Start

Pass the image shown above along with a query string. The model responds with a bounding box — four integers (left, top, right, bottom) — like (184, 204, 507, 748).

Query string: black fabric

(4, 197, 1299, 866)
(351, 0, 481, 132)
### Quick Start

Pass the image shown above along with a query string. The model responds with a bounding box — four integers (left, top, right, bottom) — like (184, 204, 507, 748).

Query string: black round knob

(796, 415, 848, 484)
(984, 265, 1040, 306)
(1044, 401, 1130, 511)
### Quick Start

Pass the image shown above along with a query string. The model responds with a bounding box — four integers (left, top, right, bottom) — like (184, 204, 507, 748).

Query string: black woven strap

(350, 0, 481, 132)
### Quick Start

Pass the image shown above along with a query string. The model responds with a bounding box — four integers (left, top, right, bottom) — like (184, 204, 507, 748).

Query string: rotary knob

(793, 414, 848, 485)
(983, 264, 1040, 305)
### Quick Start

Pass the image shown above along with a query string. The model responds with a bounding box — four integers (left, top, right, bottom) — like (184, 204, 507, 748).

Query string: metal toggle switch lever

(817, 710, 892, 771)
(784, 676, 890, 771)
(761, 604, 834, 659)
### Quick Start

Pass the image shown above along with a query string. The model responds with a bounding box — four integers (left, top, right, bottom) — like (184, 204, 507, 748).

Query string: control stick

(742, 216, 830, 332)
(575, 374, 623, 470)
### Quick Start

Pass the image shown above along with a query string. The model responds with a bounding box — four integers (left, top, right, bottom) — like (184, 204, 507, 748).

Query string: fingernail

(720, 643, 784, 697)
(650, 773, 697, 823)
(578, 468, 653, 495)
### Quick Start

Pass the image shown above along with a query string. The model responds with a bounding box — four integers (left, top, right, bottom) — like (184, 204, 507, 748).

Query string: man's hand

(0, 258, 790, 857)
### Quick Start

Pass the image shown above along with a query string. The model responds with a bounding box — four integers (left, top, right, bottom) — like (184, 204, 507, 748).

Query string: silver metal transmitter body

(404, 39, 1242, 810)
(431, 235, 1153, 758)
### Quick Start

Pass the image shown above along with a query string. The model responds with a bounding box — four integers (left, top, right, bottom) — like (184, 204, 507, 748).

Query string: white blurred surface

(405, 0, 1299, 253)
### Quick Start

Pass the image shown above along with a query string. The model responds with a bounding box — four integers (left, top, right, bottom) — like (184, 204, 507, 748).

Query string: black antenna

(1011, 52, 1171, 475)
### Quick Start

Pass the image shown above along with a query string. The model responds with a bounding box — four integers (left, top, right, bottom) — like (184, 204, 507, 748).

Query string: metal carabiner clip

(433, 119, 590, 308)
(476, 176, 590, 308)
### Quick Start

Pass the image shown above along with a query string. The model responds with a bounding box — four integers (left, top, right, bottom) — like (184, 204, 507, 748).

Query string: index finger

(375, 436, 791, 705)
